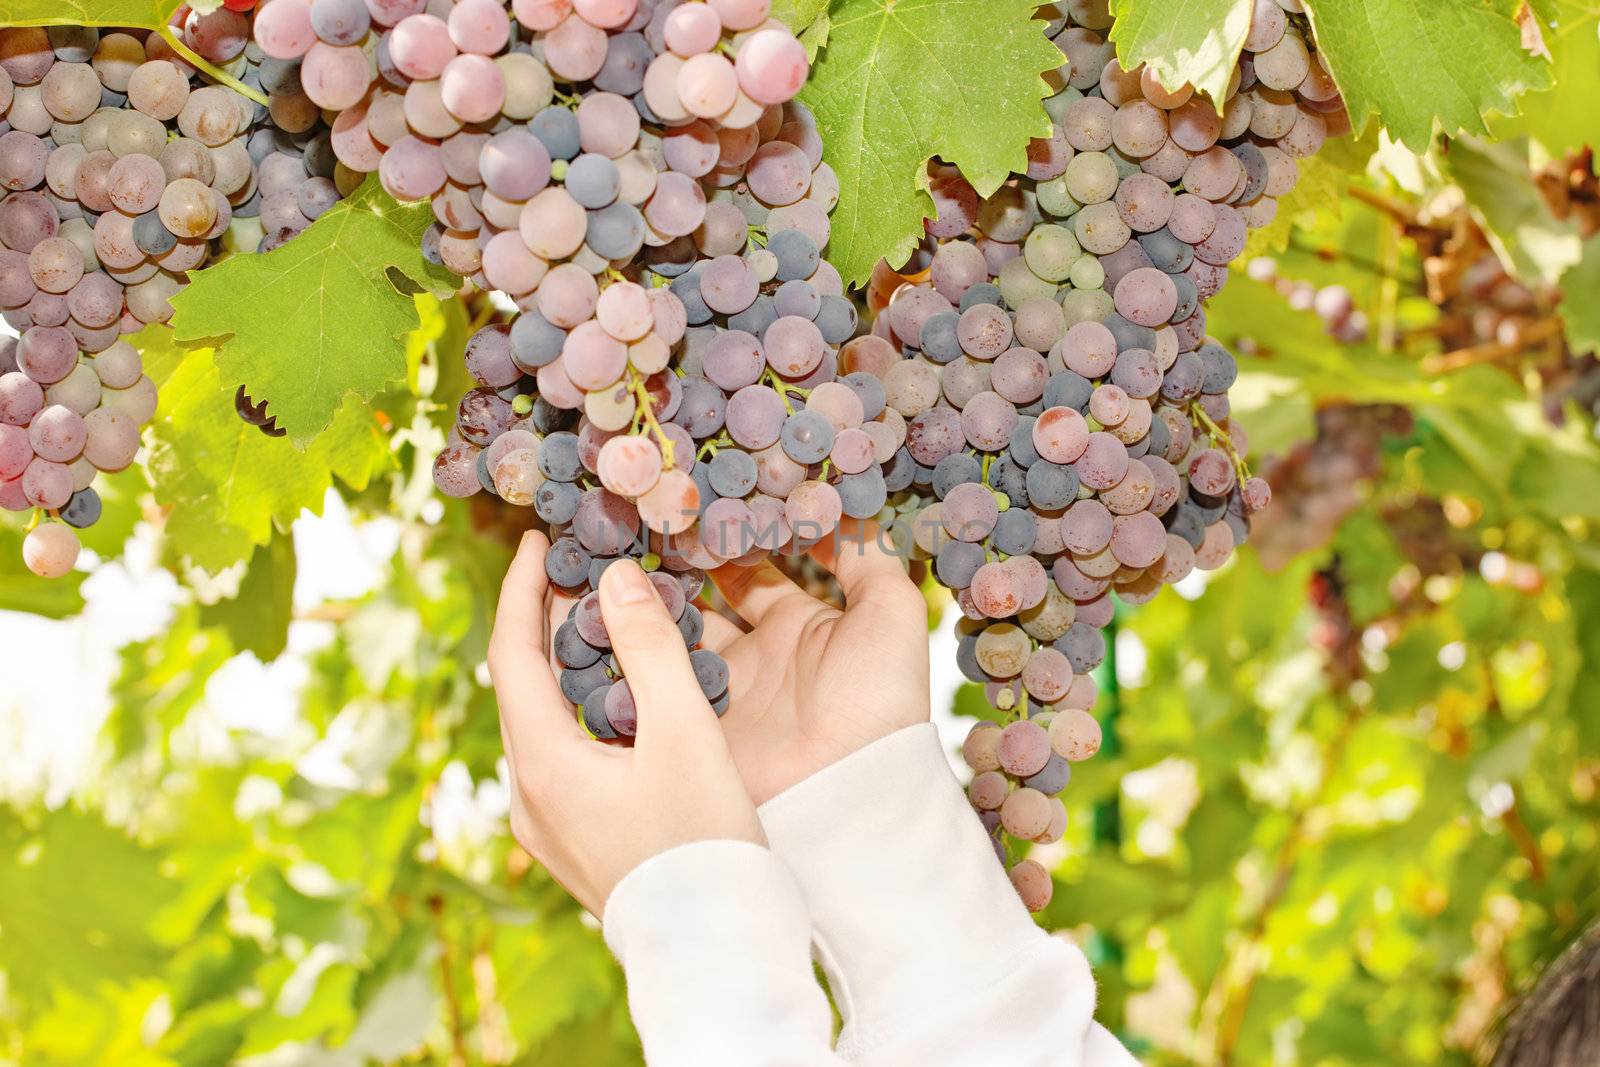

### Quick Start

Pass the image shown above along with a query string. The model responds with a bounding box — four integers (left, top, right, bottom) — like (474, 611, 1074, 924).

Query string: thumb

(597, 561, 724, 748)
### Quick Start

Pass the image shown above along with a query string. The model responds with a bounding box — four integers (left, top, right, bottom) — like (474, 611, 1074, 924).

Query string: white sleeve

(601, 839, 851, 1067)
(757, 723, 1141, 1066)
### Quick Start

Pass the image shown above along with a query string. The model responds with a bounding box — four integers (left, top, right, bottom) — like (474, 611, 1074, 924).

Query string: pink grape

(22, 522, 79, 578)
(449, 0, 513, 53)
(665, 3, 722, 55)
(545, 12, 608, 81)
(678, 53, 738, 118)
(598, 434, 663, 497)
(726, 384, 785, 449)
(643, 171, 707, 236)
(81, 407, 140, 471)
(998, 719, 1050, 777)
(763, 316, 824, 377)
(638, 468, 700, 534)
(735, 29, 807, 105)
(745, 141, 809, 205)
(21, 455, 71, 508)
(0, 372, 45, 425)
(1033, 406, 1089, 464)
(301, 42, 372, 110)
(27, 404, 84, 462)
(785, 479, 842, 535)
(254, 0, 318, 59)
(441, 53, 506, 123)
(561, 321, 628, 389)
(389, 15, 456, 80)
(520, 187, 587, 259)
(513, 0, 573, 32)
(378, 135, 446, 201)
(0, 423, 30, 478)
(708, 0, 770, 30)
(1008, 860, 1052, 913)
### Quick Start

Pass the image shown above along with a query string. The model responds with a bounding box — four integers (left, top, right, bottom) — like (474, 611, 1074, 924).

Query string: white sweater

(602, 724, 1141, 1065)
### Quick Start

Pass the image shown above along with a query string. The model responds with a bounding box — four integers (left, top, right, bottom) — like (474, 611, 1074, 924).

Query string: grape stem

(747, 227, 769, 249)
(155, 23, 269, 108)
(763, 368, 807, 413)
(627, 367, 676, 468)
(1189, 401, 1252, 485)
(24, 508, 42, 533)
(697, 432, 733, 460)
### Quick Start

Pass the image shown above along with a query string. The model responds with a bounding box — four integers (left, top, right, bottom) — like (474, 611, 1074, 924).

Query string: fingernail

(605, 561, 652, 604)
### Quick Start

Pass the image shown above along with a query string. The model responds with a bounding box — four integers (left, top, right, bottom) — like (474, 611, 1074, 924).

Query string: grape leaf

(1240, 132, 1375, 258)
(1301, 0, 1553, 149)
(800, 0, 1062, 286)
(198, 533, 297, 662)
(144, 335, 394, 575)
(771, 0, 830, 35)
(0, 809, 179, 1004)
(1449, 136, 1583, 286)
(168, 178, 458, 449)
(1106, 0, 1253, 107)
(0, 0, 180, 27)
(1490, 1, 1600, 157)
(1562, 234, 1600, 357)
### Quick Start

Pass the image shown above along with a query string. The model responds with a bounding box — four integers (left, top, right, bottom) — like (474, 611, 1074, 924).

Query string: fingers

(598, 561, 719, 746)
(490, 532, 586, 757)
(698, 609, 745, 653)
(809, 518, 925, 620)
(710, 559, 815, 627)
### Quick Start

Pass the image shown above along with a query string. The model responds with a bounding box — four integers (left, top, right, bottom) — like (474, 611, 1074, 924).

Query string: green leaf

(1302, 0, 1553, 149)
(1241, 131, 1376, 259)
(0, 809, 180, 1003)
(0, 0, 179, 28)
(0, 526, 85, 617)
(800, 0, 1062, 285)
(168, 178, 457, 448)
(1489, 0, 1600, 156)
(1106, 0, 1253, 106)
(1562, 233, 1600, 357)
(1449, 136, 1583, 286)
(770, 0, 830, 35)
(144, 339, 394, 575)
(199, 534, 297, 662)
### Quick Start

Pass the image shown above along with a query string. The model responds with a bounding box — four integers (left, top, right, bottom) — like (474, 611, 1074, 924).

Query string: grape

(998, 719, 1050, 777)
(701, 329, 762, 392)
(735, 29, 807, 105)
(28, 404, 85, 462)
(963, 721, 1004, 772)
(969, 770, 1009, 810)
(1008, 859, 1052, 913)
(763, 316, 824, 377)
(22, 522, 79, 578)
(723, 383, 785, 450)
(1000, 786, 1052, 837)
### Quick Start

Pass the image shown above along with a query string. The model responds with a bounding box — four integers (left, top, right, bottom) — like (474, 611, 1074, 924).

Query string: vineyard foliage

(2, 1, 1599, 1066)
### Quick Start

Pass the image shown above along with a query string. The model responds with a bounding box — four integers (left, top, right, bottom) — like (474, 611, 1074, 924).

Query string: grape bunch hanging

(264, 0, 852, 730)
(1, 10, 351, 575)
(851, 0, 1345, 910)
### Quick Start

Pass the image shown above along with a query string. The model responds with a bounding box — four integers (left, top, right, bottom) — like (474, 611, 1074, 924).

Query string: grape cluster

(1248, 404, 1410, 571)
(842, 0, 1343, 909)
(1246, 257, 1367, 342)
(319, 0, 866, 738)
(0, 15, 348, 575)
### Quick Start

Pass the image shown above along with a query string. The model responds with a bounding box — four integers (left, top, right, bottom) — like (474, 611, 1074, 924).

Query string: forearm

(602, 839, 849, 1067)
(757, 723, 1137, 1066)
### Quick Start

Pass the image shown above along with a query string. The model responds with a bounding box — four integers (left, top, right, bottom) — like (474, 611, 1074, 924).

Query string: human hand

(489, 532, 764, 915)
(702, 519, 931, 805)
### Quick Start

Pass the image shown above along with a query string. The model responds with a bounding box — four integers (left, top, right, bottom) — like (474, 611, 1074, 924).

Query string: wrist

(757, 724, 1073, 1030)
